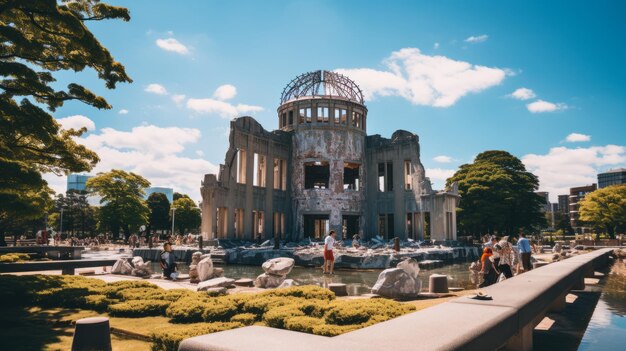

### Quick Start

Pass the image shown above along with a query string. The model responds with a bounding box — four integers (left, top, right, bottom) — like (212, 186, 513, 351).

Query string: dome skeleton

(280, 70, 365, 105)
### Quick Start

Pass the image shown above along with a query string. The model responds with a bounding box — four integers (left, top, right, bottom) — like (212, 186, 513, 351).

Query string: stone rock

(371, 267, 421, 299)
(213, 267, 224, 278)
(197, 277, 235, 291)
(397, 258, 420, 280)
(130, 256, 153, 277)
(197, 256, 214, 281)
(328, 283, 348, 296)
(254, 273, 286, 288)
(189, 251, 202, 283)
(261, 257, 295, 276)
(553, 243, 562, 254)
(234, 278, 254, 287)
(111, 258, 133, 275)
(277, 279, 295, 288)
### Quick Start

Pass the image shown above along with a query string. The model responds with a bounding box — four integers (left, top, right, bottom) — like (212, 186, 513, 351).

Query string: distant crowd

(474, 232, 537, 288)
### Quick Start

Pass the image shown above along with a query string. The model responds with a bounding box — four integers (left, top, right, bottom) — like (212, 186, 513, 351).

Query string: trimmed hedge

(150, 322, 243, 351)
(284, 316, 325, 333)
(231, 313, 256, 326)
(0, 253, 32, 262)
(109, 299, 171, 317)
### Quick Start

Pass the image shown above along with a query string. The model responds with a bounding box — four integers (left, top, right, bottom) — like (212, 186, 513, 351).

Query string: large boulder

(130, 256, 153, 277)
(254, 273, 286, 288)
(371, 259, 422, 299)
(197, 277, 235, 291)
(262, 257, 294, 276)
(189, 251, 202, 283)
(197, 256, 214, 281)
(111, 258, 133, 275)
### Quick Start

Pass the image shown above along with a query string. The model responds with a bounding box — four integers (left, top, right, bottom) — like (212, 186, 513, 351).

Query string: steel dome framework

(280, 70, 365, 105)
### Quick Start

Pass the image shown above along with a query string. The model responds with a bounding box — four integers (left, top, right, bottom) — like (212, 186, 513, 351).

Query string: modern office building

(568, 184, 597, 232)
(598, 168, 626, 188)
(66, 174, 93, 192)
(145, 187, 174, 203)
(558, 195, 569, 215)
(200, 70, 459, 242)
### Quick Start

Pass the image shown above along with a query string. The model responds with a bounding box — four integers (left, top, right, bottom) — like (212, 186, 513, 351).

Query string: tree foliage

(446, 150, 546, 237)
(51, 190, 97, 237)
(172, 196, 201, 235)
(147, 192, 171, 233)
(86, 170, 149, 241)
(578, 185, 626, 238)
(0, 0, 131, 243)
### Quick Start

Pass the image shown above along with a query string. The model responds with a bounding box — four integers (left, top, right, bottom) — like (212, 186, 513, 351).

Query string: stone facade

(201, 71, 459, 242)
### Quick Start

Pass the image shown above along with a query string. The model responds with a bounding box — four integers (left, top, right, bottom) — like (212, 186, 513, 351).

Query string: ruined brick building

(201, 71, 459, 242)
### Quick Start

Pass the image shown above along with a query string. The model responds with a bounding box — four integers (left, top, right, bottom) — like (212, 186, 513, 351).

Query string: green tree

(0, 0, 131, 244)
(86, 170, 150, 242)
(51, 190, 97, 238)
(579, 184, 626, 239)
(172, 196, 201, 235)
(446, 150, 546, 238)
(147, 192, 170, 238)
(173, 192, 191, 202)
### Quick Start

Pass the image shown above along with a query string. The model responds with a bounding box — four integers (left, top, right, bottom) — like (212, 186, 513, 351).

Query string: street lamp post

(59, 208, 64, 244)
(171, 207, 177, 237)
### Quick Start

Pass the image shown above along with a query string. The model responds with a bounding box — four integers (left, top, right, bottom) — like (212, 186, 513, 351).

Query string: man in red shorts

(324, 230, 336, 275)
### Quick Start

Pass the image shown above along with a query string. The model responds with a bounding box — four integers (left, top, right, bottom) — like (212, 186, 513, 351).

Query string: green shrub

(202, 300, 238, 322)
(263, 305, 305, 329)
(0, 253, 32, 262)
(104, 280, 159, 298)
(231, 313, 256, 326)
(242, 296, 299, 315)
(284, 316, 324, 333)
(35, 287, 90, 308)
(108, 299, 171, 317)
(311, 323, 360, 337)
(83, 294, 113, 312)
(150, 322, 243, 351)
(166, 296, 210, 323)
(296, 299, 332, 318)
(324, 299, 415, 326)
(324, 305, 371, 325)
(263, 286, 335, 301)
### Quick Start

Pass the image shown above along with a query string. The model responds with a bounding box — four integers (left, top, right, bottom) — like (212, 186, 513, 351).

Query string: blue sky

(49, 0, 626, 201)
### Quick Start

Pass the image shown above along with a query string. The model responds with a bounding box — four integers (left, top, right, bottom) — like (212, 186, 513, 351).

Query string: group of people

(478, 233, 534, 288)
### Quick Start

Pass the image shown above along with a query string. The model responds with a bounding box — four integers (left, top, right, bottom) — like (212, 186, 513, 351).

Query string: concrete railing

(179, 248, 614, 351)
(0, 259, 118, 275)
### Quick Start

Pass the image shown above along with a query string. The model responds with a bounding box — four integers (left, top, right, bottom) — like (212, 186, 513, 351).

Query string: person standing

(517, 232, 532, 273)
(324, 230, 336, 275)
(479, 247, 499, 288)
(497, 236, 514, 279)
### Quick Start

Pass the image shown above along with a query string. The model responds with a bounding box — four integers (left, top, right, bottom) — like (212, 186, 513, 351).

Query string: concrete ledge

(0, 259, 117, 274)
(178, 248, 614, 351)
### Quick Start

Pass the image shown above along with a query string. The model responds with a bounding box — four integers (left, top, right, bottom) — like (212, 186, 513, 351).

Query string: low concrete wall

(0, 259, 118, 275)
(0, 246, 84, 259)
(179, 248, 614, 351)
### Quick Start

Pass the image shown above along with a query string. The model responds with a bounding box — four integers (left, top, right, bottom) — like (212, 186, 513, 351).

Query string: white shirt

(324, 235, 335, 251)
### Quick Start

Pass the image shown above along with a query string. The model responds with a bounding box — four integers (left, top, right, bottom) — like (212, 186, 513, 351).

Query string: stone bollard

(394, 237, 400, 252)
(328, 283, 348, 297)
(71, 317, 112, 351)
(533, 262, 549, 269)
(429, 274, 449, 293)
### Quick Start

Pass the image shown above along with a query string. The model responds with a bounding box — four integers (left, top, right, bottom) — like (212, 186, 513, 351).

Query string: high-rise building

(569, 184, 597, 232)
(145, 187, 174, 203)
(535, 192, 550, 212)
(67, 174, 93, 192)
(558, 195, 569, 215)
(598, 168, 626, 188)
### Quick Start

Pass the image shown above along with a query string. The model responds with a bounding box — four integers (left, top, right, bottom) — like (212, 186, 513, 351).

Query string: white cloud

(465, 34, 489, 43)
(187, 85, 263, 118)
(145, 83, 168, 95)
(213, 84, 237, 101)
(56, 115, 96, 131)
(522, 145, 626, 201)
(171, 94, 186, 104)
(426, 168, 456, 182)
(434, 42, 440, 49)
(118, 109, 129, 115)
(433, 155, 453, 163)
(509, 88, 536, 100)
(565, 133, 591, 143)
(526, 99, 567, 113)
(196, 150, 204, 157)
(44, 124, 218, 201)
(335, 48, 507, 107)
(155, 38, 189, 55)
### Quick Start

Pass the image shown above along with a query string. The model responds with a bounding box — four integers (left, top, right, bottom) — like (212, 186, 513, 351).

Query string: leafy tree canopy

(147, 192, 170, 232)
(86, 169, 149, 241)
(446, 150, 546, 237)
(172, 196, 201, 235)
(579, 184, 626, 238)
